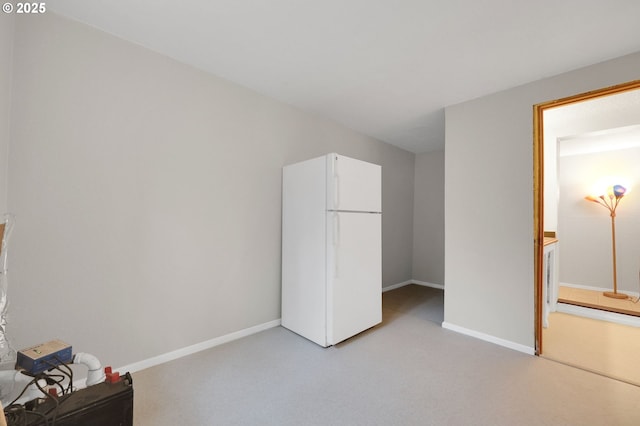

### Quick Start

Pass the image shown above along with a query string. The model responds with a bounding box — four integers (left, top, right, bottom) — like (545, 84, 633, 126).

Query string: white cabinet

(542, 238, 559, 328)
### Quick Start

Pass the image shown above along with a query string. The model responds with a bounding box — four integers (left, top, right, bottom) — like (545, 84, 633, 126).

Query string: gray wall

(412, 150, 444, 285)
(0, 14, 13, 213)
(6, 13, 414, 369)
(444, 51, 640, 350)
(559, 147, 640, 293)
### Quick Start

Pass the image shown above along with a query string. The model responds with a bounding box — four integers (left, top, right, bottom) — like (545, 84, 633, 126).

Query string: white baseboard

(561, 282, 639, 298)
(121, 281, 444, 372)
(412, 280, 445, 290)
(382, 280, 413, 292)
(116, 279, 443, 374)
(382, 279, 444, 292)
(116, 319, 281, 374)
(441, 322, 535, 355)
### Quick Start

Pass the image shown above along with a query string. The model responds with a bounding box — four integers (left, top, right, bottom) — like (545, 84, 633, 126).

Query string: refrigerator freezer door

(327, 211, 382, 345)
(327, 154, 381, 213)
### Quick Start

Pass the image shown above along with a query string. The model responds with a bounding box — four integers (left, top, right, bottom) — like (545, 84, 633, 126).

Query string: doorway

(533, 79, 640, 384)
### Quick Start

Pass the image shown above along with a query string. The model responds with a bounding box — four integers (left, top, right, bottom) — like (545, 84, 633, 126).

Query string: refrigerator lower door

(327, 211, 382, 345)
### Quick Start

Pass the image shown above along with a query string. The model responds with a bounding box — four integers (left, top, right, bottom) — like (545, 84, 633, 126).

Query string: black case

(6, 372, 133, 426)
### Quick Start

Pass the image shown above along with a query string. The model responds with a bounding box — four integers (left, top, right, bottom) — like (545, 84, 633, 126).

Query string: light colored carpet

(542, 311, 640, 386)
(132, 285, 640, 425)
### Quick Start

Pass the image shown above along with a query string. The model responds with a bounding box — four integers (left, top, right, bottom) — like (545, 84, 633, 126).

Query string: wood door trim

(533, 79, 640, 355)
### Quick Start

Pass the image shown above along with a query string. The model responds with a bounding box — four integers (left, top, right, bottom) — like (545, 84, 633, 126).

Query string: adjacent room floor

(543, 285, 640, 386)
(133, 284, 640, 425)
(542, 309, 640, 386)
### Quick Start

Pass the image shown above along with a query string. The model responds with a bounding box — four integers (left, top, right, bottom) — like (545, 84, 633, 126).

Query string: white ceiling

(47, 0, 640, 153)
(558, 124, 640, 157)
(547, 86, 640, 154)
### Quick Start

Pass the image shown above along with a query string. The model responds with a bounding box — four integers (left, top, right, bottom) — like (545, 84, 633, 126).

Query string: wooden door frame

(533, 79, 640, 355)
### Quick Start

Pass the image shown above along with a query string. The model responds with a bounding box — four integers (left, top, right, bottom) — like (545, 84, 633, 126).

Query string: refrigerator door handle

(333, 212, 340, 278)
(333, 174, 340, 209)
(332, 154, 340, 210)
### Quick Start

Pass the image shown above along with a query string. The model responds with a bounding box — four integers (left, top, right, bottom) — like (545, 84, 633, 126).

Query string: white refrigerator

(281, 153, 382, 347)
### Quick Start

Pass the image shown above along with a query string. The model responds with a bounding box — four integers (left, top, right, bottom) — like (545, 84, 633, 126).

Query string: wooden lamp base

(603, 291, 629, 300)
